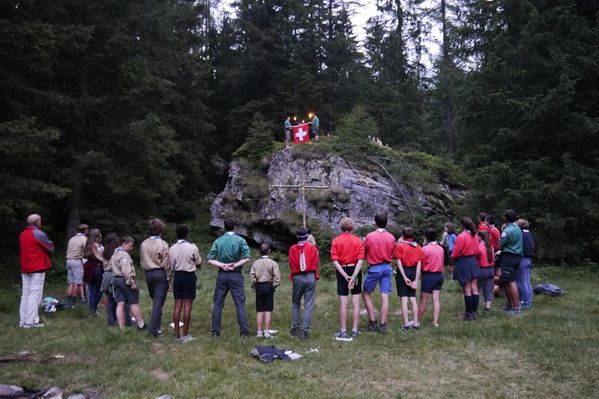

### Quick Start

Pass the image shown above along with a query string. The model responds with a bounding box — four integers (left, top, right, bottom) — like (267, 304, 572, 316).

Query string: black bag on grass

(533, 283, 562, 297)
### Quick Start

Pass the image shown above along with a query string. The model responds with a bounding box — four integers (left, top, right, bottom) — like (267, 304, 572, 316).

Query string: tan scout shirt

(66, 233, 87, 259)
(140, 236, 171, 281)
(110, 248, 136, 285)
(169, 240, 201, 273)
(250, 256, 281, 288)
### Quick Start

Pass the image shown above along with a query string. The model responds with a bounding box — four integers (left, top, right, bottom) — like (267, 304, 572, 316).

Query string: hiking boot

(458, 312, 474, 321)
(471, 312, 478, 320)
(366, 320, 378, 332)
(290, 327, 300, 337)
(378, 323, 387, 334)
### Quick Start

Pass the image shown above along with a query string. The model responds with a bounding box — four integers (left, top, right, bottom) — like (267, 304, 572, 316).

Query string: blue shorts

(363, 264, 393, 294)
(421, 272, 444, 293)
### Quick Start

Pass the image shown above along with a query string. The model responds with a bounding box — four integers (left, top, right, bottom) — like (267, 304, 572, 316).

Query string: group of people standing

(18, 208, 535, 340)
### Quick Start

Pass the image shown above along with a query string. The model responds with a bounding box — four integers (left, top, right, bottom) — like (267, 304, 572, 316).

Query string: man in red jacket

(19, 214, 54, 328)
(288, 227, 319, 340)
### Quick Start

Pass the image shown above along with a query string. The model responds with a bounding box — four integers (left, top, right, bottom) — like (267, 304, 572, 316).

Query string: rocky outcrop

(210, 147, 467, 249)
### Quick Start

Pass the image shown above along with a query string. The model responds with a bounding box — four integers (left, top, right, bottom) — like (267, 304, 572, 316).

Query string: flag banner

(293, 123, 310, 144)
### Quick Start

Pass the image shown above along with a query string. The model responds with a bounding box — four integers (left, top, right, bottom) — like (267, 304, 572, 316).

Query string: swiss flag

(293, 123, 310, 144)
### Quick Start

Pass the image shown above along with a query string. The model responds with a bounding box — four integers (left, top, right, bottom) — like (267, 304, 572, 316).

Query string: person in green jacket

(208, 219, 251, 337)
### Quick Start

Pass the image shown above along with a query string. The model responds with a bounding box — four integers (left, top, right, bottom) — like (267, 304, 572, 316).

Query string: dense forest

(1, 0, 598, 264)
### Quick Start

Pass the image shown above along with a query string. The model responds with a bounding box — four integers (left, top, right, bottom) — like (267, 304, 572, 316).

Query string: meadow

(0, 260, 597, 399)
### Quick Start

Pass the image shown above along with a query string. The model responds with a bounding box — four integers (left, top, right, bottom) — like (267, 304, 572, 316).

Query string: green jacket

(500, 223, 524, 255)
(207, 232, 251, 263)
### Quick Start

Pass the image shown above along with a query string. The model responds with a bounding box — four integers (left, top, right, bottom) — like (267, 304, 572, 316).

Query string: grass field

(0, 262, 598, 399)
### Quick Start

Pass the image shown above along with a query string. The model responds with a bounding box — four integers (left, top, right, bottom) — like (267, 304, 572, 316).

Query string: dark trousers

(211, 271, 249, 335)
(146, 269, 168, 335)
(87, 266, 104, 313)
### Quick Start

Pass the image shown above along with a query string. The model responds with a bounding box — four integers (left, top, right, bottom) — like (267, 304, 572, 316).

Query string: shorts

(336, 266, 363, 296)
(453, 256, 480, 287)
(311, 125, 320, 138)
(499, 253, 521, 283)
(113, 276, 140, 305)
(285, 128, 291, 142)
(363, 263, 393, 294)
(173, 271, 197, 300)
(421, 272, 444, 294)
(255, 282, 274, 312)
(66, 259, 84, 284)
(396, 267, 417, 297)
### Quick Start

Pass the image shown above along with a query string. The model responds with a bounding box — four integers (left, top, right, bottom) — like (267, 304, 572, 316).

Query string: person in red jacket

(451, 217, 481, 321)
(476, 230, 495, 311)
(478, 213, 501, 252)
(19, 214, 55, 328)
(288, 227, 319, 340)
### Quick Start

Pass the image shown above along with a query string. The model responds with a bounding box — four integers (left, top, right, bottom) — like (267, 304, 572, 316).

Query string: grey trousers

(477, 267, 495, 303)
(211, 271, 249, 335)
(291, 273, 317, 334)
(146, 269, 168, 335)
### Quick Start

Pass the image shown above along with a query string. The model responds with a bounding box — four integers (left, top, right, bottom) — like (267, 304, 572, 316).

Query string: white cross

(295, 126, 307, 141)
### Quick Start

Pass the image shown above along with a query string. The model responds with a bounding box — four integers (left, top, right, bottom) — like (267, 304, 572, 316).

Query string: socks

(464, 295, 472, 312)
(472, 295, 480, 312)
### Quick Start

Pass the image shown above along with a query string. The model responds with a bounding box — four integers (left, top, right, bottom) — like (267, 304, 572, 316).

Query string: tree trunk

(440, 0, 456, 155)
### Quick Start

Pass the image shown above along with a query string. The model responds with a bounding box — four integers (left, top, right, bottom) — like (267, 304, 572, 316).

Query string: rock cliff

(210, 146, 467, 249)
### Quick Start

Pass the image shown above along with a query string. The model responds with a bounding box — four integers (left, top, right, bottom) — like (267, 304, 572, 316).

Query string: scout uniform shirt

(500, 223, 524, 255)
(331, 231, 365, 266)
(207, 231, 251, 265)
(66, 233, 87, 259)
(396, 239, 423, 267)
(250, 256, 281, 288)
(110, 248, 136, 285)
(169, 240, 202, 272)
(140, 235, 172, 281)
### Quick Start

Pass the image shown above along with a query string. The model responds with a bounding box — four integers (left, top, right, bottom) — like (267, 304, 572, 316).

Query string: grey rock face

(211, 148, 467, 249)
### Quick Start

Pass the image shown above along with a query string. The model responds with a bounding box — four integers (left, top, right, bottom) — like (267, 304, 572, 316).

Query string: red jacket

(20, 225, 55, 273)
(288, 242, 319, 281)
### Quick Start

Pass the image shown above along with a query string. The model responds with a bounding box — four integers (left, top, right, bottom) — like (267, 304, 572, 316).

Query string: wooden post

(270, 182, 330, 228)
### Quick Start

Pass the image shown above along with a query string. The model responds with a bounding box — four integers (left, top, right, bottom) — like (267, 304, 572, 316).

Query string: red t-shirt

(489, 226, 501, 252)
(478, 222, 490, 232)
(395, 239, 423, 268)
(288, 242, 320, 280)
(451, 231, 480, 259)
(422, 242, 444, 272)
(364, 229, 396, 265)
(477, 242, 494, 267)
(331, 232, 365, 265)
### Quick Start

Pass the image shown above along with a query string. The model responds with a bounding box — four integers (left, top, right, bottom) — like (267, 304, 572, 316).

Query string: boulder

(211, 147, 467, 249)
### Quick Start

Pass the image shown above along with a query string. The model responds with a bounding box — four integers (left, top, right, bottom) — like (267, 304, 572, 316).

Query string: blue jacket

(522, 230, 535, 257)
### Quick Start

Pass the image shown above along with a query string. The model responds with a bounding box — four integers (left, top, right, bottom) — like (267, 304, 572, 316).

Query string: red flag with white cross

(293, 123, 310, 144)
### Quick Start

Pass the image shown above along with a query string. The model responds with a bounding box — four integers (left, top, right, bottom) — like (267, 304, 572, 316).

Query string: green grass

(0, 264, 598, 398)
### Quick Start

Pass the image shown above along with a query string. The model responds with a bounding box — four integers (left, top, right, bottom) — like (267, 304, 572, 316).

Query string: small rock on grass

(0, 384, 24, 395)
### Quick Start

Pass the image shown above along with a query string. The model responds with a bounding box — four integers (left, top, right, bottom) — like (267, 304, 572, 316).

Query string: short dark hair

(445, 222, 455, 234)
(120, 235, 134, 245)
(424, 228, 437, 242)
(224, 219, 236, 232)
(461, 217, 476, 236)
(296, 227, 309, 241)
(504, 209, 517, 223)
(259, 243, 270, 256)
(375, 213, 388, 228)
(176, 224, 189, 239)
(149, 218, 164, 236)
(478, 212, 489, 222)
(401, 227, 414, 239)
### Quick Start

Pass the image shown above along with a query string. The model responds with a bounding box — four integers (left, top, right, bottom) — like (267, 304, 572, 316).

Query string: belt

(341, 264, 356, 267)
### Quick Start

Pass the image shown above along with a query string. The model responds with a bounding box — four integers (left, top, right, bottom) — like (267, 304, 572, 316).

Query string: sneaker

(351, 330, 360, 339)
(335, 331, 352, 342)
(505, 309, 521, 316)
(137, 324, 147, 331)
(484, 307, 491, 312)
(502, 304, 512, 311)
(401, 324, 412, 331)
(521, 303, 533, 311)
(264, 331, 272, 339)
(210, 331, 220, 338)
(290, 327, 301, 337)
(378, 323, 387, 334)
(432, 322, 439, 328)
(458, 312, 474, 321)
(256, 330, 264, 338)
(180, 335, 196, 343)
(22, 323, 45, 329)
(240, 331, 250, 338)
(300, 332, 310, 340)
(471, 312, 478, 320)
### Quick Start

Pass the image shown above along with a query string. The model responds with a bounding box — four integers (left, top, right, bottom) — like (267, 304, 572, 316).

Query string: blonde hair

(340, 217, 354, 232)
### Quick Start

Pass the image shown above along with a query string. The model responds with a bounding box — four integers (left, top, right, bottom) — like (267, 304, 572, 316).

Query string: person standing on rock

(19, 214, 54, 328)
(363, 213, 396, 334)
(140, 219, 171, 338)
(65, 224, 88, 308)
(169, 224, 202, 342)
(309, 112, 320, 141)
(331, 217, 365, 340)
(208, 219, 251, 337)
(284, 116, 293, 148)
(288, 227, 320, 340)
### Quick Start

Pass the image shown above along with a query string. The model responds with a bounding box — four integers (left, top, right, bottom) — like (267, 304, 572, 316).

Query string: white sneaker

(264, 331, 272, 339)
(180, 335, 195, 343)
(256, 330, 264, 338)
(22, 323, 45, 329)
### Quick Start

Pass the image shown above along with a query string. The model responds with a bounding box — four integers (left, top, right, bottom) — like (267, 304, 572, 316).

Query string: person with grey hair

(140, 218, 171, 338)
(19, 214, 54, 328)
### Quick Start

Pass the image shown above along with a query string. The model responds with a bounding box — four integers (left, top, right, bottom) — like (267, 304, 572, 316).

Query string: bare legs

(117, 302, 143, 329)
(419, 291, 441, 326)
(173, 299, 194, 338)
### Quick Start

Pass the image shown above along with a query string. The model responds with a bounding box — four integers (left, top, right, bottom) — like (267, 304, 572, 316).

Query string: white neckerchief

(150, 235, 161, 240)
(177, 239, 188, 244)
(376, 228, 386, 233)
(226, 231, 234, 236)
